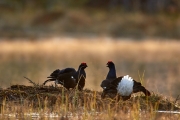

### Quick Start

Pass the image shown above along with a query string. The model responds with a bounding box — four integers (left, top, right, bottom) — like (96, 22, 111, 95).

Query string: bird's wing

(132, 80, 151, 96)
(110, 76, 123, 87)
(100, 79, 111, 89)
(56, 71, 77, 88)
(44, 68, 76, 86)
(59, 68, 76, 74)
(47, 69, 61, 78)
(47, 68, 76, 78)
(56, 70, 76, 83)
(133, 80, 142, 86)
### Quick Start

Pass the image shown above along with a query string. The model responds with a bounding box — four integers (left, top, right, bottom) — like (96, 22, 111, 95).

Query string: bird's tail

(43, 78, 56, 85)
(43, 69, 60, 85)
(133, 85, 151, 96)
(47, 69, 60, 78)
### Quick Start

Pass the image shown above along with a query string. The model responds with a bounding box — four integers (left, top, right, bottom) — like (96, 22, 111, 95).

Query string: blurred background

(0, 0, 179, 98)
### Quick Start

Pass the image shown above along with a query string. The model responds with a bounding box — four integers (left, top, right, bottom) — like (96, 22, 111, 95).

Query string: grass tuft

(0, 84, 179, 119)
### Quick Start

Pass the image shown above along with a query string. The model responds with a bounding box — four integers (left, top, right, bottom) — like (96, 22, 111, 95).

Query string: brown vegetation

(0, 84, 179, 119)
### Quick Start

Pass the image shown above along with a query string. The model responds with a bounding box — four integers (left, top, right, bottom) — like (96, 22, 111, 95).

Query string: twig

(174, 95, 180, 104)
(23, 76, 38, 87)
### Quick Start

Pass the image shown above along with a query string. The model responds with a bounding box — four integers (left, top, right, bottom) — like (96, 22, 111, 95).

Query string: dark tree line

(86, 0, 179, 13)
(0, 0, 179, 13)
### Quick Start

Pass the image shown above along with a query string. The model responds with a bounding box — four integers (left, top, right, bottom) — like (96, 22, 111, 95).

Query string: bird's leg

(101, 91, 107, 99)
(121, 95, 131, 101)
(77, 85, 83, 91)
(55, 79, 59, 88)
(115, 94, 120, 102)
(55, 82, 57, 88)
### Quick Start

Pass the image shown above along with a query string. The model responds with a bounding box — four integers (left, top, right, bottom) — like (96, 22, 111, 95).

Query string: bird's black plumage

(100, 61, 116, 90)
(101, 61, 151, 100)
(43, 63, 87, 91)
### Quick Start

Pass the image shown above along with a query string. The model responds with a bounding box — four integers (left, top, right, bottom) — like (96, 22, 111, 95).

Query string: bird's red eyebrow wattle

(108, 60, 112, 63)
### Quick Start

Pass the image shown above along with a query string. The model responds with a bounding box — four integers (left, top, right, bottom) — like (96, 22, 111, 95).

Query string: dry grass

(0, 84, 179, 120)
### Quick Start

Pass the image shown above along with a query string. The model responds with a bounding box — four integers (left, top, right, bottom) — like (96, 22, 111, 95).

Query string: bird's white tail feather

(117, 75, 134, 96)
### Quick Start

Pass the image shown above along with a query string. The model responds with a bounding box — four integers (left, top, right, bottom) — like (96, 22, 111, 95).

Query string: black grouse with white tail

(43, 63, 87, 91)
(101, 61, 151, 100)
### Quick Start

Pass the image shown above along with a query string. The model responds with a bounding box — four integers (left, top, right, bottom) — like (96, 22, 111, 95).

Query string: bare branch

(23, 76, 38, 87)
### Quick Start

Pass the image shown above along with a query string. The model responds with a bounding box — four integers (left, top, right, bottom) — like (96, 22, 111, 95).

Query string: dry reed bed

(0, 38, 180, 63)
(1, 38, 180, 54)
(0, 84, 179, 119)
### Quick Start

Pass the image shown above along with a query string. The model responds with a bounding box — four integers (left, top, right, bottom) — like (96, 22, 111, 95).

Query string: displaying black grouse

(100, 61, 117, 90)
(101, 61, 151, 100)
(43, 62, 88, 91)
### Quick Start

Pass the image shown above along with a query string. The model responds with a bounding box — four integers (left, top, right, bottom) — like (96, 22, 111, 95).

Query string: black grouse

(43, 62, 87, 91)
(100, 61, 117, 90)
(101, 61, 151, 100)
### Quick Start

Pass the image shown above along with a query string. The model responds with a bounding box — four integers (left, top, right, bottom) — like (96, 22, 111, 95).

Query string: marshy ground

(0, 83, 179, 119)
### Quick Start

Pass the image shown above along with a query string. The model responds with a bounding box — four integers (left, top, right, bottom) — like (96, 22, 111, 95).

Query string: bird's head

(80, 62, 88, 69)
(106, 61, 115, 68)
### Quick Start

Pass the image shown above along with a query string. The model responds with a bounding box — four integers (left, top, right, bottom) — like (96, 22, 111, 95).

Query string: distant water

(156, 111, 180, 114)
